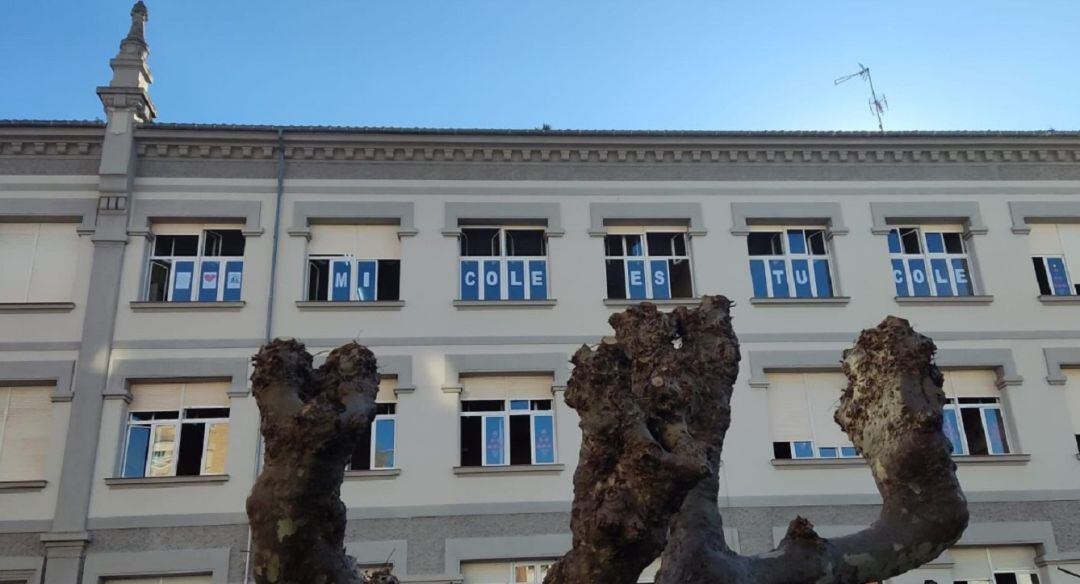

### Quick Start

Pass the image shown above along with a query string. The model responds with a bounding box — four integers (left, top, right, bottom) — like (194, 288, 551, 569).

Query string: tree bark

(247, 339, 384, 584)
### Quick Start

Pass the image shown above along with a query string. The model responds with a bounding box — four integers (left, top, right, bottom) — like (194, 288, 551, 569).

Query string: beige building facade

(3, 4, 1080, 584)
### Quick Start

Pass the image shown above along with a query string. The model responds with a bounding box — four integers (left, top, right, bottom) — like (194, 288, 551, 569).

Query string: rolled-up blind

(951, 547, 993, 582)
(943, 370, 999, 399)
(1059, 224, 1080, 281)
(803, 373, 849, 448)
(129, 381, 229, 411)
(377, 377, 397, 403)
(0, 387, 52, 481)
(0, 223, 37, 302)
(766, 373, 813, 443)
(606, 224, 687, 235)
(989, 546, 1037, 572)
(461, 375, 552, 400)
(1065, 369, 1080, 434)
(308, 225, 401, 259)
(1026, 224, 1064, 255)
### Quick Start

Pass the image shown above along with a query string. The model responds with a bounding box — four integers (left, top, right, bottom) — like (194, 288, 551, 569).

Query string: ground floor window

(460, 399, 555, 467)
(121, 382, 230, 478)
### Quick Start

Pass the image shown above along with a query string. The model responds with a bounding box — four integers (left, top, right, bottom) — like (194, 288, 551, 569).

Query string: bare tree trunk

(246, 339, 382, 584)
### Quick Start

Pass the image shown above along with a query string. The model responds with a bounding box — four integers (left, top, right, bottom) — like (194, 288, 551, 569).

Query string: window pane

(773, 441, 792, 460)
(459, 416, 481, 467)
(943, 409, 964, 455)
(184, 408, 230, 419)
(646, 233, 676, 256)
(376, 259, 401, 301)
(840, 446, 858, 457)
(624, 235, 643, 256)
(670, 259, 693, 298)
(506, 230, 545, 256)
(807, 230, 827, 255)
(943, 232, 965, 253)
(793, 441, 814, 459)
(148, 425, 177, 477)
(510, 400, 530, 410)
(961, 407, 989, 455)
(747, 232, 782, 256)
(461, 400, 505, 412)
(531, 399, 552, 411)
(176, 422, 206, 476)
(925, 232, 945, 253)
(995, 574, 1019, 584)
(603, 235, 623, 256)
(605, 260, 627, 299)
(515, 565, 535, 584)
(376, 403, 396, 415)
(460, 228, 500, 256)
(534, 415, 556, 464)
(373, 419, 395, 468)
(787, 230, 807, 254)
(352, 423, 372, 470)
(509, 415, 532, 465)
(122, 425, 151, 477)
(148, 260, 171, 302)
(983, 409, 1010, 454)
(203, 422, 229, 475)
(154, 234, 199, 257)
(204, 230, 245, 256)
(306, 258, 330, 301)
(1032, 258, 1052, 296)
(485, 417, 505, 465)
(818, 447, 838, 458)
(900, 228, 921, 253)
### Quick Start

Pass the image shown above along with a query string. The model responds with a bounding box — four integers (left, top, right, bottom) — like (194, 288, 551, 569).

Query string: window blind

(308, 224, 401, 259)
(0, 386, 52, 481)
(461, 375, 553, 400)
(0, 223, 79, 303)
(942, 370, 999, 399)
(129, 381, 230, 411)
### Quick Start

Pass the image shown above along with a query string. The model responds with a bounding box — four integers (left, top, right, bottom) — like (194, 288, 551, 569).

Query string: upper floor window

(459, 227, 548, 301)
(147, 225, 245, 302)
(0, 222, 80, 303)
(746, 228, 834, 298)
(349, 377, 397, 471)
(1026, 223, 1080, 296)
(888, 226, 974, 297)
(1063, 368, 1080, 455)
(949, 546, 1040, 584)
(103, 577, 212, 584)
(604, 227, 693, 300)
(514, 562, 554, 584)
(121, 382, 231, 478)
(306, 224, 400, 302)
(0, 386, 52, 482)
(767, 372, 858, 460)
(459, 375, 556, 467)
(941, 371, 1012, 456)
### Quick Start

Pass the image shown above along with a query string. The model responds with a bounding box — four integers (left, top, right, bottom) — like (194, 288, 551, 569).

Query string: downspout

(247, 128, 286, 584)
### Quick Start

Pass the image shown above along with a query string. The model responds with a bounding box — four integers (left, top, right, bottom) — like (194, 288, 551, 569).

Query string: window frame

(943, 397, 1012, 456)
(1032, 254, 1077, 296)
(349, 402, 397, 471)
(603, 228, 694, 300)
(306, 254, 400, 302)
(746, 227, 835, 299)
(512, 561, 554, 584)
(459, 398, 557, 467)
(458, 226, 550, 301)
(145, 229, 245, 303)
(121, 407, 230, 478)
(888, 226, 975, 298)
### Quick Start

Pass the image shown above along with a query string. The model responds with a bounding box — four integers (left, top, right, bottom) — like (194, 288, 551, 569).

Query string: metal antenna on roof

(835, 63, 888, 132)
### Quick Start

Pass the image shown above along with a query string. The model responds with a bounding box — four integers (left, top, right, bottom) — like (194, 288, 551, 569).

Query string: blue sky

(2, 1, 1077, 131)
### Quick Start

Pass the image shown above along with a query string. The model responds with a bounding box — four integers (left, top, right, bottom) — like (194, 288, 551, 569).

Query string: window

(746, 228, 833, 298)
(1064, 369, 1080, 454)
(462, 561, 554, 584)
(459, 376, 556, 467)
(604, 227, 693, 300)
(103, 577, 211, 584)
(940, 371, 1011, 456)
(459, 227, 548, 301)
(0, 386, 52, 481)
(888, 226, 974, 297)
(767, 372, 859, 460)
(513, 562, 554, 584)
(306, 224, 401, 302)
(951, 546, 1040, 584)
(349, 377, 397, 470)
(1026, 224, 1080, 296)
(121, 382, 231, 478)
(146, 225, 245, 302)
(0, 222, 80, 303)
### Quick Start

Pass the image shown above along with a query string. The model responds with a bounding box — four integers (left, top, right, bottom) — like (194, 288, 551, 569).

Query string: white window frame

(888, 226, 974, 297)
(460, 399, 557, 467)
(459, 226, 549, 301)
(945, 397, 1011, 456)
(306, 254, 389, 302)
(122, 408, 230, 477)
(1032, 254, 1076, 296)
(369, 403, 396, 470)
(604, 228, 694, 299)
(146, 229, 244, 302)
(512, 561, 554, 584)
(747, 227, 834, 299)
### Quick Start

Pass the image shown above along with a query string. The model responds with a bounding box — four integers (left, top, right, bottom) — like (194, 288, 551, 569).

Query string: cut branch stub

(247, 339, 381, 584)
(545, 295, 741, 584)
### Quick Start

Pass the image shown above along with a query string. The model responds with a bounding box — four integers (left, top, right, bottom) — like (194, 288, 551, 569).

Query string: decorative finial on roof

(125, 1, 148, 45)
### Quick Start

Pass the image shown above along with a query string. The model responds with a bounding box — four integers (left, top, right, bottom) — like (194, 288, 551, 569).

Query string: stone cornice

(0, 127, 105, 158)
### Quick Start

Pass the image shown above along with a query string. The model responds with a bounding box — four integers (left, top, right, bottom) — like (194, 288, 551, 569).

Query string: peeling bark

(544, 295, 741, 584)
(247, 339, 388, 584)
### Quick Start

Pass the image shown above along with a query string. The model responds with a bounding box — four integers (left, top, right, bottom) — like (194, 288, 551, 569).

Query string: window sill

(750, 297, 851, 306)
(0, 480, 47, 492)
(893, 295, 994, 305)
(453, 464, 565, 476)
(129, 301, 246, 311)
(452, 300, 557, 309)
(104, 474, 230, 488)
(0, 302, 76, 313)
(603, 298, 701, 308)
(1038, 295, 1080, 304)
(771, 458, 866, 468)
(295, 300, 405, 310)
(954, 454, 1030, 465)
(344, 469, 401, 480)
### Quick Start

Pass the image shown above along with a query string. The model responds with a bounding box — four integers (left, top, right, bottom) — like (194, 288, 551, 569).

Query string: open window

(458, 227, 549, 301)
(1063, 368, 1080, 454)
(604, 226, 693, 300)
(306, 224, 401, 302)
(349, 377, 397, 470)
(940, 370, 1012, 456)
(746, 227, 834, 298)
(121, 382, 231, 478)
(1026, 223, 1080, 296)
(887, 226, 974, 297)
(146, 225, 245, 302)
(459, 375, 556, 467)
(950, 546, 1041, 584)
(766, 372, 859, 460)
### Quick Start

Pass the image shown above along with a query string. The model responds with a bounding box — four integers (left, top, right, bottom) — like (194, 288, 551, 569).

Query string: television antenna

(835, 63, 888, 131)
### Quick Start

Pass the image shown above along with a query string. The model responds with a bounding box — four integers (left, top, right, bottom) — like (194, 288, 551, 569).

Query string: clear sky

(2, 1, 1078, 131)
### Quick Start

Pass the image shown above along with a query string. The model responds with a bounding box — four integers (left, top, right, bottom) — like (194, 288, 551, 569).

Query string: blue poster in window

(460, 260, 479, 300)
(626, 259, 647, 299)
(223, 261, 243, 301)
(122, 426, 150, 477)
(171, 260, 195, 302)
(484, 417, 504, 465)
(930, 259, 954, 296)
(768, 259, 789, 297)
(749, 260, 768, 298)
(331, 260, 352, 301)
(907, 259, 931, 296)
(198, 260, 221, 302)
(925, 232, 945, 253)
(356, 260, 377, 301)
(507, 260, 526, 300)
(787, 230, 807, 254)
(483, 260, 501, 300)
(528, 260, 547, 300)
(373, 419, 395, 468)
(891, 259, 908, 296)
(887, 230, 902, 253)
(649, 259, 670, 300)
(533, 415, 555, 464)
(813, 259, 832, 298)
(1047, 257, 1071, 295)
(942, 409, 963, 455)
(791, 259, 812, 298)
(950, 258, 972, 296)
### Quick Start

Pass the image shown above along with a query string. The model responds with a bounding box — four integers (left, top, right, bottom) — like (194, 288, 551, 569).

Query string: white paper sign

(226, 272, 242, 289)
(175, 273, 192, 289)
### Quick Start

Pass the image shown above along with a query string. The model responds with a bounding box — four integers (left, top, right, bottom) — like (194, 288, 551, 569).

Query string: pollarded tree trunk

(247, 339, 386, 584)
